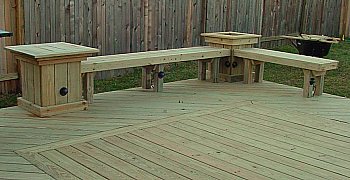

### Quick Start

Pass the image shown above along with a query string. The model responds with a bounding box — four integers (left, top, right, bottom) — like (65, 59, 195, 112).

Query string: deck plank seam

(153, 124, 322, 179)
(176, 118, 350, 177)
(15, 101, 251, 155)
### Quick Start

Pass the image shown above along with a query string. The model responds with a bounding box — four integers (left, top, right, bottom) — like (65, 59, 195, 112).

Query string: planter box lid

(201, 32, 262, 40)
(5, 42, 99, 59)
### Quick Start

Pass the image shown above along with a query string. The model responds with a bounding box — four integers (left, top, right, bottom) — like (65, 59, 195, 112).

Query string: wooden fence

(302, 0, 342, 37)
(340, 0, 350, 38)
(0, 0, 22, 94)
(0, 0, 347, 94)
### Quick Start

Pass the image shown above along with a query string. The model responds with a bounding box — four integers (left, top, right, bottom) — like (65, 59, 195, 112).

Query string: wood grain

(0, 79, 347, 179)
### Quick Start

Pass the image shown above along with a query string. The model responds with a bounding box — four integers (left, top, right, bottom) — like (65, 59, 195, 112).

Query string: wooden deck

(1, 79, 350, 179)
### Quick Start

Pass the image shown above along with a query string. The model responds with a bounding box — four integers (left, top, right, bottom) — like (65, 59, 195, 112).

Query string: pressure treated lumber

(201, 32, 261, 83)
(5, 42, 99, 117)
(82, 46, 230, 103)
(234, 48, 338, 71)
(0, 79, 349, 179)
(5, 42, 98, 59)
(81, 46, 231, 73)
(234, 48, 338, 98)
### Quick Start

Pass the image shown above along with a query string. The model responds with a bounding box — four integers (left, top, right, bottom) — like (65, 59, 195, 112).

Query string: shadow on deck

(1, 80, 350, 179)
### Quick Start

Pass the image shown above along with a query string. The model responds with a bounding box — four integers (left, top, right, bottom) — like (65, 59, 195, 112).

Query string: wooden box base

(18, 98, 88, 117)
(206, 71, 244, 83)
(219, 74, 244, 82)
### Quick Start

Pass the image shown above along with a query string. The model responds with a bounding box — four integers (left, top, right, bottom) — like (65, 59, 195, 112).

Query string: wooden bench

(81, 46, 231, 103)
(234, 48, 339, 97)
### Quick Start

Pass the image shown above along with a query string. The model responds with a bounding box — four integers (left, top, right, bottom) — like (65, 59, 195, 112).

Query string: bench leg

(254, 61, 264, 83)
(243, 59, 253, 84)
(206, 61, 212, 80)
(198, 60, 207, 80)
(142, 65, 154, 89)
(314, 75, 325, 96)
(303, 70, 313, 98)
(153, 64, 164, 92)
(312, 71, 326, 96)
(211, 58, 219, 83)
(82, 72, 94, 104)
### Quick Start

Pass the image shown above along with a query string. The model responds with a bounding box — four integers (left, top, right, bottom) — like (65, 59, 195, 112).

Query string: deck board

(200, 114, 350, 159)
(117, 133, 237, 179)
(56, 146, 133, 179)
(0, 170, 54, 180)
(151, 124, 325, 179)
(73, 143, 161, 180)
(167, 120, 346, 179)
(89, 139, 188, 179)
(103, 136, 218, 179)
(0, 79, 349, 179)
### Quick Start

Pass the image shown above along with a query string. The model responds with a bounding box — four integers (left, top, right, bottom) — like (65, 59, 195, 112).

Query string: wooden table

(282, 34, 340, 57)
(0, 29, 13, 38)
(5, 42, 99, 117)
(281, 34, 340, 43)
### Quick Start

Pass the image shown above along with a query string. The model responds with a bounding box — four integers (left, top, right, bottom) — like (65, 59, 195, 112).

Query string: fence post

(15, 0, 25, 45)
(200, 0, 207, 45)
(185, 0, 193, 47)
(340, 0, 350, 38)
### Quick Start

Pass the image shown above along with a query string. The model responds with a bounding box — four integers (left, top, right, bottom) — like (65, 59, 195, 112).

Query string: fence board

(0, 0, 18, 94)
(0, 1, 6, 94)
(340, 0, 350, 38)
(302, 0, 342, 36)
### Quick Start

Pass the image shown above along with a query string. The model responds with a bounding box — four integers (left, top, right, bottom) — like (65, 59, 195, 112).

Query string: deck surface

(1, 80, 349, 179)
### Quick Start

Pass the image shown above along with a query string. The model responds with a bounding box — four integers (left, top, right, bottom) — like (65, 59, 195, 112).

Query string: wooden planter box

(201, 32, 261, 82)
(5, 42, 99, 117)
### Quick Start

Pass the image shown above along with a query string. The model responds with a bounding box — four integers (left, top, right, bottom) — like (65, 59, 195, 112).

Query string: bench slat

(234, 48, 338, 71)
(81, 46, 231, 73)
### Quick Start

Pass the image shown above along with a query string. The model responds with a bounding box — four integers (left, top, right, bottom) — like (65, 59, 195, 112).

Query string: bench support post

(243, 59, 264, 84)
(303, 70, 327, 98)
(314, 75, 325, 96)
(198, 60, 208, 80)
(82, 72, 95, 104)
(154, 64, 164, 92)
(313, 71, 326, 96)
(254, 61, 264, 83)
(211, 58, 220, 83)
(243, 59, 254, 84)
(303, 70, 313, 98)
(142, 65, 154, 89)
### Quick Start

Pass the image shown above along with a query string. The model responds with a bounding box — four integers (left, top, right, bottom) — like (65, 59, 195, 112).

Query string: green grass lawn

(1, 41, 349, 108)
(0, 94, 18, 109)
(94, 62, 198, 93)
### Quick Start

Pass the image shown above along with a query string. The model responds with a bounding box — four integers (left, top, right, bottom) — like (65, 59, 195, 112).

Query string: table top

(0, 30, 13, 38)
(282, 34, 340, 44)
(5, 42, 99, 59)
(201, 31, 262, 40)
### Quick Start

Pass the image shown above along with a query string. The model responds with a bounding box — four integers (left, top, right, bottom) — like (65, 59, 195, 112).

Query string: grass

(1, 41, 349, 108)
(0, 94, 18, 108)
(94, 62, 198, 93)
